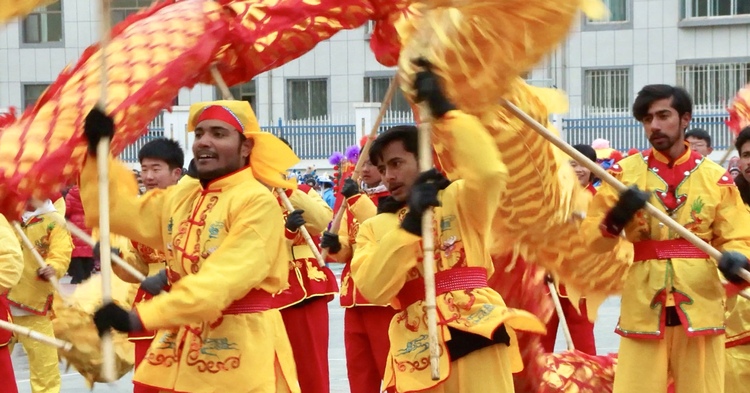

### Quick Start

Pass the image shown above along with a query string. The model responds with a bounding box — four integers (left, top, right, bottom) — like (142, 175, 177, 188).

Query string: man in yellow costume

(351, 65, 544, 393)
(582, 84, 750, 393)
(723, 126, 750, 393)
(270, 139, 337, 393)
(0, 214, 24, 393)
(81, 100, 300, 393)
(320, 152, 397, 393)
(7, 199, 72, 393)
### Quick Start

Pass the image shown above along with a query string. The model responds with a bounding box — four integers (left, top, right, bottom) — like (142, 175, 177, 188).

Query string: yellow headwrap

(188, 100, 298, 190)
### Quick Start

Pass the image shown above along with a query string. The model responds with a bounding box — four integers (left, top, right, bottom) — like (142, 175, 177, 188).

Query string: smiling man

(582, 84, 750, 393)
(79, 101, 301, 393)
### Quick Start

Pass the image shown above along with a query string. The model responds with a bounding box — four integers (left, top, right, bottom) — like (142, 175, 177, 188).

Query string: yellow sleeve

(434, 110, 508, 230)
(711, 186, 750, 257)
(351, 216, 419, 305)
(112, 239, 148, 284)
(349, 194, 377, 222)
(79, 157, 167, 251)
(331, 195, 377, 262)
(0, 215, 23, 293)
(581, 177, 621, 253)
(46, 214, 73, 279)
(136, 192, 287, 330)
(289, 188, 333, 235)
(53, 197, 66, 217)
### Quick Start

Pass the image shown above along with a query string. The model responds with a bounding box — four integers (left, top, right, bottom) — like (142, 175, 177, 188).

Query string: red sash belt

(632, 239, 708, 262)
(222, 288, 275, 315)
(396, 267, 488, 308)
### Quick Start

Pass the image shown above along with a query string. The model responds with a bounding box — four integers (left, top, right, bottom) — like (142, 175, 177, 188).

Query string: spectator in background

(319, 176, 335, 208)
(65, 186, 94, 284)
(685, 128, 713, 157)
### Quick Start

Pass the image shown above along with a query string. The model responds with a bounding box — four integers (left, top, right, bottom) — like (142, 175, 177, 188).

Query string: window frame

(285, 78, 329, 121)
(676, 58, 750, 111)
(582, 0, 633, 31)
(20, 1, 64, 48)
(216, 80, 257, 113)
(22, 83, 52, 110)
(110, 0, 153, 25)
(363, 74, 412, 114)
(679, 0, 750, 26)
(582, 67, 632, 116)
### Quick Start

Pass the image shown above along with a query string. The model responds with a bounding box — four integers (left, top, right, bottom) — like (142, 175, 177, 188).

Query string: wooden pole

(321, 76, 398, 261)
(547, 281, 575, 351)
(277, 189, 327, 268)
(501, 99, 750, 288)
(97, 0, 116, 382)
(0, 319, 73, 351)
(30, 200, 147, 283)
(11, 222, 68, 304)
(417, 117, 440, 380)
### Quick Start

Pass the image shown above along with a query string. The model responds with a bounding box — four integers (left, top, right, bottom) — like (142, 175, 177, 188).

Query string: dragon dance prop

(0, 0, 412, 219)
(0, 0, 55, 24)
(718, 84, 750, 165)
(52, 273, 138, 386)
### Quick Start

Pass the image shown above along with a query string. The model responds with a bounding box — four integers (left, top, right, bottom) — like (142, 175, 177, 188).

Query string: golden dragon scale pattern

(205, 0, 411, 87)
(0, 0, 228, 218)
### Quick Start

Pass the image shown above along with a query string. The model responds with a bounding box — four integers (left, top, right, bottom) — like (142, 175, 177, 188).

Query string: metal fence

(123, 109, 734, 164)
(563, 111, 731, 151)
(118, 115, 165, 162)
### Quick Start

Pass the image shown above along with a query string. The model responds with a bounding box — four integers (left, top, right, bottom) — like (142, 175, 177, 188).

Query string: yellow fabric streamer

(0, 0, 55, 24)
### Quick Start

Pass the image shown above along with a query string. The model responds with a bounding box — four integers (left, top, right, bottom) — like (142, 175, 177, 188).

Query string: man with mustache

(320, 141, 396, 393)
(350, 64, 545, 393)
(582, 84, 750, 393)
(80, 101, 300, 393)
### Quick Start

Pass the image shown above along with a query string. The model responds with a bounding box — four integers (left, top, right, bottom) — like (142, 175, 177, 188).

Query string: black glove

(719, 251, 750, 285)
(285, 209, 306, 232)
(139, 269, 168, 296)
(601, 186, 650, 236)
(341, 178, 360, 199)
(413, 58, 456, 118)
(401, 169, 451, 235)
(93, 302, 141, 336)
(320, 231, 342, 254)
(93, 242, 120, 261)
(83, 106, 115, 156)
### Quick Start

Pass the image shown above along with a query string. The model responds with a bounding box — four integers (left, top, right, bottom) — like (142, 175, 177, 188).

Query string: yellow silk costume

(0, 215, 23, 295)
(351, 110, 545, 392)
(725, 295, 750, 393)
(80, 158, 300, 393)
(581, 147, 750, 393)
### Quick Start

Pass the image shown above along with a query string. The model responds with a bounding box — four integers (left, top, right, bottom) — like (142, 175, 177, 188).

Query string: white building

(1, 0, 749, 165)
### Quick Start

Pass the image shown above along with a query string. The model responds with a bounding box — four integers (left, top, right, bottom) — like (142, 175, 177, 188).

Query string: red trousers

(281, 296, 331, 393)
(344, 306, 398, 393)
(541, 296, 597, 355)
(0, 345, 18, 393)
(132, 339, 159, 393)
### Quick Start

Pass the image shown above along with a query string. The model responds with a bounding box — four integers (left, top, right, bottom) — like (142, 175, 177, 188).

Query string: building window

(23, 84, 50, 109)
(364, 77, 411, 114)
(677, 62, 750, 111)
(217, 81, 256, 113)
(588, 0, 629, 22)
(22, 2, 63, 44)
(682, 0, 750, 18)
(287, 79, 328, 120)
(583, 68, 630, 115)
(111, 0, 152, 24)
